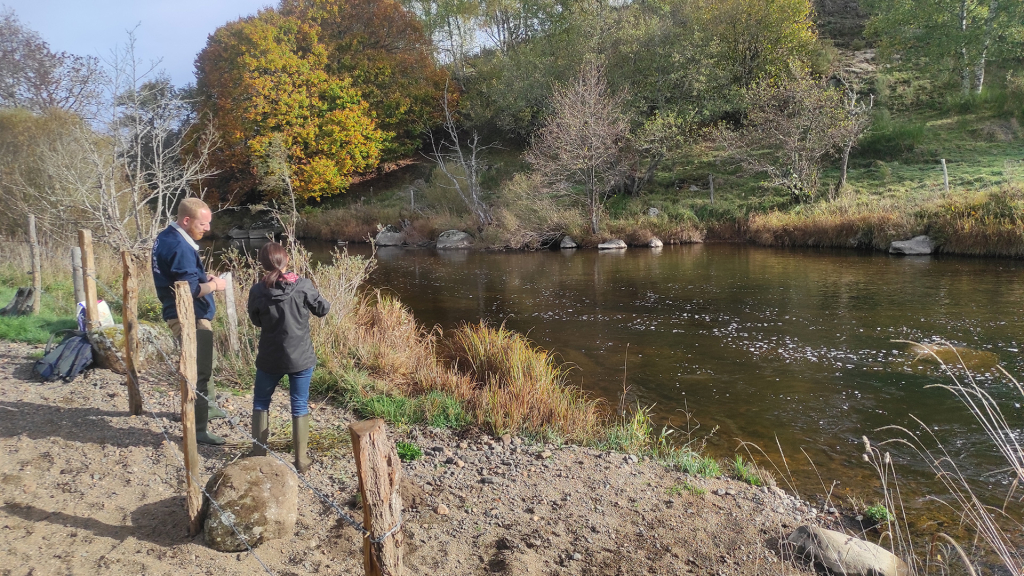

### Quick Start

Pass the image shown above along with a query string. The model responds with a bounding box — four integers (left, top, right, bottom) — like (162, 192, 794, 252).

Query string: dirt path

(0, 341, 835, 575)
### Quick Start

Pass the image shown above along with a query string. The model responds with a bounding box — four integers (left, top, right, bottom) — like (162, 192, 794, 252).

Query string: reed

(869, 341, 1024, 575)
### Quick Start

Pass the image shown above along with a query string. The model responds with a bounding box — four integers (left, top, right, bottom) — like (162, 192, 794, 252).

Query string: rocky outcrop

(787, 525, 910, 576)
(374, 226, 404, 247)
(437, 230, 473, 249)
(889, 235, 934, 255)
(88, 322, 176, 374)
(203, 457, 298, 552)
(648, 237, 664, 248)
(598, 239, 627, 250)
(560, 236, 578, 249)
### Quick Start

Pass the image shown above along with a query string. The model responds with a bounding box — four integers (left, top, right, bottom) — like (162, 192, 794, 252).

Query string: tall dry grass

(219, 246, 603, 440)
(441, 321, 604, 441)
(747, 195, 918, 250)
(0, 236, 159, 319)
(866, 341, 1024, 575)
(923, 185, 1024, 257)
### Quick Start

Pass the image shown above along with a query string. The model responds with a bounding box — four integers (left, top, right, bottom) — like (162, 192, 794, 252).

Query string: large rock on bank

(203, 457, 298, 552)
(88, 322, 176, 374)
(374, 226, 404, 247)
(889, 235, 934, 255)
(560, 235, 578, 249)
(598, 239, 627, 250)
(787, 525, 910, 576)
(436, 230, 473, 249)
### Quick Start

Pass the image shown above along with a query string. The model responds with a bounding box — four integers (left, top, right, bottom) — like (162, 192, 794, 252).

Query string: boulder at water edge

(88, 322, 176, 374)
(560, 235, 578, 249)
(648, 237, 664, 248)
(598, 239, 627, 250)
(374, 229, 403, 247)
(889, 235, 934, 255)
(203, 457, 298, 552)
(787, 525, 910, 576)
(436, 230, 473, 249)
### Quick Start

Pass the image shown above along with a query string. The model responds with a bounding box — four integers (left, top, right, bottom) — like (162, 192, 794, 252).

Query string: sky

(3, 0, 273, 87)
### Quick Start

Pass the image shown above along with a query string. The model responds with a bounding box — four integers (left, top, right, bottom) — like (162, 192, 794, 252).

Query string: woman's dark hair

(259, 242, 289, 288)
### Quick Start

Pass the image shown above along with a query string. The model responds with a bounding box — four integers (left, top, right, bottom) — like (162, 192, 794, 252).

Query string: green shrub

(732, 454, 763, 486)
(864, 503, 893, 524)
(421, 391, 470, 429)
(395, 441, 422, 462)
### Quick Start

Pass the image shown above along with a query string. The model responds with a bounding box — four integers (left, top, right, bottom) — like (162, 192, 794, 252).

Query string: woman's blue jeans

(252, 366, 314, 416)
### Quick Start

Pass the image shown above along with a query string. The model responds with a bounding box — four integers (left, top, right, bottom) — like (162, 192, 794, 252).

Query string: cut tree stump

(0, 287, 36, 317)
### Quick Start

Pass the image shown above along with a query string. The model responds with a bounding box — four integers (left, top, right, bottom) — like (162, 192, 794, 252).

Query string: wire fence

(73, 263, 403, 573)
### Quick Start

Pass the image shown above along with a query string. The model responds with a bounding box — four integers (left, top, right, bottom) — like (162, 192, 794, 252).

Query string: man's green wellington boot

(250, 410, 269, 457)
(195, 329, 225, 445)
(196, 329, 227, 420)
(292, 414, 312, 473)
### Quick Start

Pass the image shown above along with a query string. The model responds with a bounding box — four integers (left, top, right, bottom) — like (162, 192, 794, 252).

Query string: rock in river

(598, 239, 627, 250)
(889, 235, 934, 255)
(437, 230, 473, 249)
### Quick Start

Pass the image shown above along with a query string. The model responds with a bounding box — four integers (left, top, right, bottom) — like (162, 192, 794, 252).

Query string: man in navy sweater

(152, 198, 228, 445)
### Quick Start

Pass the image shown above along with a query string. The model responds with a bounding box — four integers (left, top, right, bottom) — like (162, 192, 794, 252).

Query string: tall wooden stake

(26, 215, 41, 314)
(78, 230, 99, 330)
(121, 252, 144, 416)
(708, 174, 715, 205)
(941, 159, 949, 193)
(349, 419, 404, 576)
(175, 281, 202, 536)
(221, 272, 240, 355)
(71, 247, 86, 306)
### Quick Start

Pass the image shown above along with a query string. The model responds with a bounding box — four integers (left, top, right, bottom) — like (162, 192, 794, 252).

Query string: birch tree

(866, 0, 1023, 94)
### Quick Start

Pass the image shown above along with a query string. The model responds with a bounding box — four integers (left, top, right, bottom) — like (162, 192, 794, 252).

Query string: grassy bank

(294, 108, 1024, 256)
(0, 241, 151, 344)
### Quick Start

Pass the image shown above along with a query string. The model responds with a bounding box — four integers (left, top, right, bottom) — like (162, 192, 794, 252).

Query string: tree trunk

(960, 0, 971, 94)
(974, 0, 999, 93)
(840, 140, 853, 189)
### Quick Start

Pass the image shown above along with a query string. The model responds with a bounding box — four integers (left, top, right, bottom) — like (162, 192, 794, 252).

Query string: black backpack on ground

(34, 330, 93, 382)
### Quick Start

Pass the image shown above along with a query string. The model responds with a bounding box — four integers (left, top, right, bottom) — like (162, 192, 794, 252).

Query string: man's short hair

(176, 198, 210, 222)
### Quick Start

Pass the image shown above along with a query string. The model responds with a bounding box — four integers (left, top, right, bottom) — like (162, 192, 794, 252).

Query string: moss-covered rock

(87, 322, 176, 374)
(202, 457, 298, 552)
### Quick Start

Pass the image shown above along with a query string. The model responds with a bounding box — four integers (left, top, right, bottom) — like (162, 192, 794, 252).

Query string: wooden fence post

(71, 247, 86, 306)
(941, 159, 949, 193)
(77, 230, 99, 331)
(708, 174, 715, 205)
(121, 252, 144, 416)
(27, 215, 41, 314)
(221, 272, 240, 355)
(175, 281, 202, 536)
(349, 419, 404, 576)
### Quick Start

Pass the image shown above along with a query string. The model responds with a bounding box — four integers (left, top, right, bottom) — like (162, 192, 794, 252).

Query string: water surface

(230, 240, 1024, 508)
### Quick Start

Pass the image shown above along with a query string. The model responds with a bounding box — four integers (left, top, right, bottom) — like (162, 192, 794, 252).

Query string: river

(227, 240, 1024, 516)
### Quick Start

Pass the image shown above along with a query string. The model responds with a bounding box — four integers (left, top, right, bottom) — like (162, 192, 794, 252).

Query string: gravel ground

(0, 340, 843, 575)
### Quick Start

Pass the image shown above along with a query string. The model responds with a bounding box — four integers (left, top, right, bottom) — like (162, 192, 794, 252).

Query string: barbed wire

(148, 346, 403, 544)
(82, 268, 402, 544)
(127, 370, 276, 576)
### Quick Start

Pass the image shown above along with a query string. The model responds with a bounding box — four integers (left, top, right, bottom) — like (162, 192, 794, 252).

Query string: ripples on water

(221, 240, 1024, 509)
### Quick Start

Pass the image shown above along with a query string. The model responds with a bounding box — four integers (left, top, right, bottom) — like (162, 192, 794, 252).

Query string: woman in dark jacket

(247, 242, 330, 472)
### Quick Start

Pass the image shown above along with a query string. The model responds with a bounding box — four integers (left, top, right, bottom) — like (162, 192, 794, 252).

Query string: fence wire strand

(128, 370, 276, 576)
(148, 346, 402, 543)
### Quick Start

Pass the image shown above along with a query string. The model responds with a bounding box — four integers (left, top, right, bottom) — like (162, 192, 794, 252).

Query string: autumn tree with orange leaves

(194, 0, 447, 205)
